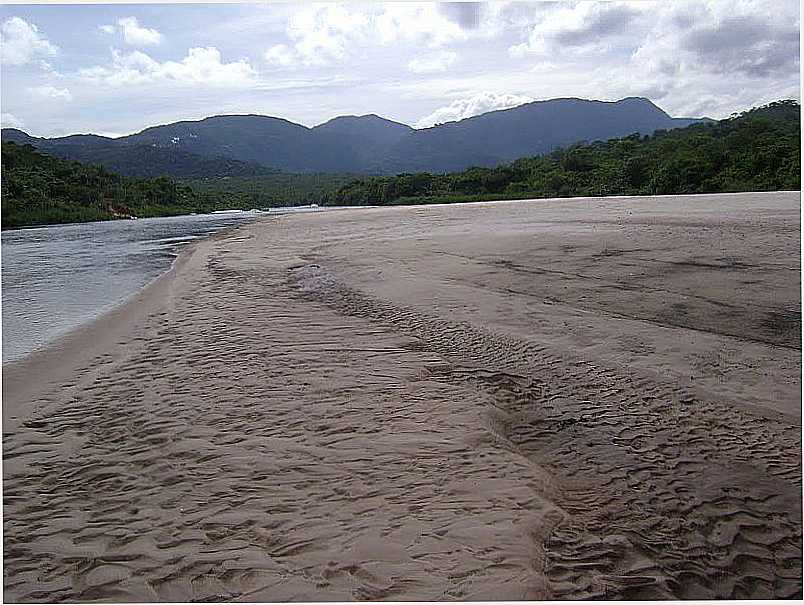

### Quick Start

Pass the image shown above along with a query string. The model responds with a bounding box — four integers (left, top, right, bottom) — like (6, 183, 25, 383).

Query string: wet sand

(2, 191, 801, 601)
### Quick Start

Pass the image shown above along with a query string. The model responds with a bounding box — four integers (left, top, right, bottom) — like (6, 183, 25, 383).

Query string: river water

(1, 212, 263, 363)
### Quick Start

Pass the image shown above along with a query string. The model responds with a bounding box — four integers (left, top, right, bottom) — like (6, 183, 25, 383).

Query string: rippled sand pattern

(3, 193, 801, 601)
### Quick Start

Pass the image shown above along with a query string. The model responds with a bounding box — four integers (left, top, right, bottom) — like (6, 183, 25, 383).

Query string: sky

(0, 0, 800, 137)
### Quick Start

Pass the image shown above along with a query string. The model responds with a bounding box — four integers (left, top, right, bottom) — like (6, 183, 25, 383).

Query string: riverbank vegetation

(2, 100, 798, 228)
(322, 100, 800, 206)
(185, 173, 356, 209)
(1, 142, 223, 229)
(0, 142, 357, 229)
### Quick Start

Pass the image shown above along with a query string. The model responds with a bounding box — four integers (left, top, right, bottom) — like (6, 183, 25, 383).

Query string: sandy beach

(2, 192, 801, 601)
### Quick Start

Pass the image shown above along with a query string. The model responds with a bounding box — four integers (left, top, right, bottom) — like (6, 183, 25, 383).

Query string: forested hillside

(0, 143, 354, 228)
(1, 130, 280, 179)
(1, 143, 217, 228)
(185, 173, 357, 209)
(324, 100, 800, 206)
(2, 100, 798, 229)
(2, 97, 704, 175)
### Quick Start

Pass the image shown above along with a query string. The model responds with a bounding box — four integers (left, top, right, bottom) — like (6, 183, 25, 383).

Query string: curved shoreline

(1, 192, 800, 601)
(1, 219, 263, 432)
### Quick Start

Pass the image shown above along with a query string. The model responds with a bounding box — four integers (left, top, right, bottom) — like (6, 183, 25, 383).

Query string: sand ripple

(4, 193, 801, 601)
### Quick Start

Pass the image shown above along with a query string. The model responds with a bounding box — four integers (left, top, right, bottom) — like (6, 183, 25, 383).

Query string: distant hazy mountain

(1, 128, 278, 179)
(377, 97, 706, 173)
(2, 97, 708, 176)
(312, 114, 413, 172)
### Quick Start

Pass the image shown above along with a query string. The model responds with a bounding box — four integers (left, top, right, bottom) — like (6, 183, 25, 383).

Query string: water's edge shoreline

(3, 190, 798, 430)
(1, 192, 800, 601)
(3, 189, 795, 232)
(1, 218, 267, 432)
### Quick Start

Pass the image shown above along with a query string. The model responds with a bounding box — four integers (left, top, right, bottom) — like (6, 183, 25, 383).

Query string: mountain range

(2, 97, 708, 177)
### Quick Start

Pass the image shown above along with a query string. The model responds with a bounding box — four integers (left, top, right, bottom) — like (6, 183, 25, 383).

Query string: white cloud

(0, 1, 797, 138)
(29, 85, 72, 101)
(437, 2, 482, 30)
(507, 42, 529, 59)
(509, 1, 648, 58)
(96, 17, 162, 45)
(265, 3, 470, 68)
(264, 44, 295, 67)
(1, 112, 24, 128)
(595, 0, 801, 117)
(286, 3, 370, 65)
(499, 0, 800, 119)
(1, 17, 58, 66)
(415, 91, 534, 128)
(508, 0, 799, 81)
(118, 17, 163, 46)
(78, 47, 257, 87)
(93, 131, 128, 138)
(373, 3, 467, 48)
(407, 51, 457, 74)
(631, 1, 800, 80)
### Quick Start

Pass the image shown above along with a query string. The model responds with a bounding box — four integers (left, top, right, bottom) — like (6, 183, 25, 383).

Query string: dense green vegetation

(0, 142, 223, 228)
(0, 142, 358, 228)
(1, 130, 285, 179)
(2, 100, 799, 229)
(322, 100, 800, 206)
(185, 173, 357, 208)
(3, 98, 696, 174)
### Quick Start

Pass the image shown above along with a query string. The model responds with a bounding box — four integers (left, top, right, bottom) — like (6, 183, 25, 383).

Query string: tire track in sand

(290, 262, 802, 600)
(4, 237, 562, 602)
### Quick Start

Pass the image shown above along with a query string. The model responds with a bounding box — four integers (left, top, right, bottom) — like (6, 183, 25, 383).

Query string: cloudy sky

(0, 0, 800, 137)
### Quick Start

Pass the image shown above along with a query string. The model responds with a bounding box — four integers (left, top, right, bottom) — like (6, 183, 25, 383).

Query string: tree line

(1, 142, 227, 229)
(2, 100, 799, 229)
(320, 100, 800, 207)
